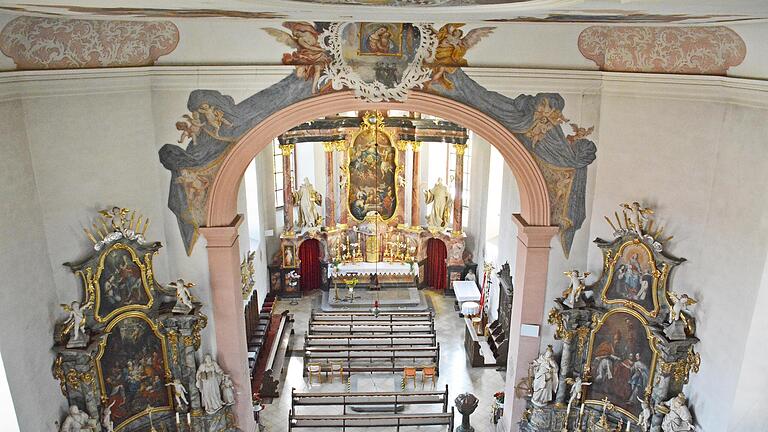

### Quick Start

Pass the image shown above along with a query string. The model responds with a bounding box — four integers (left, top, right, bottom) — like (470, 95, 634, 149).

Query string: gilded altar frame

(345, 111, 403, 224)
(599, 239, 668, 318)
(583, 307, 660, 422)
(94, 311, 174, 432)
(78, 242, 155, 323)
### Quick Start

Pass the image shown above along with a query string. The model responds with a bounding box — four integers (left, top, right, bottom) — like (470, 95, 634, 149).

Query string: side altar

(269, 111, 474, 297)
(520, 203, 701, 432)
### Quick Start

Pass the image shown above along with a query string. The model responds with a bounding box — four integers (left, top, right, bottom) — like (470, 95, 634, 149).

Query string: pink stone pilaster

(502, 214, 558, 431)
(200, 215, 256, 432)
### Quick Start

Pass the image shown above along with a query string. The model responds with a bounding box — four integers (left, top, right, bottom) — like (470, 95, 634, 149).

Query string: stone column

(199, 215, 256, 432)
(452, 143, 467, 234)
(279, 143, 295, 233)
(339, 145, 349, 226)
(502, 214, 558, 431)
(322, 142, 336, 228)
(395, 139, 408, 224)
(555, 334, 574, 405)
(411, 141, 422, 226)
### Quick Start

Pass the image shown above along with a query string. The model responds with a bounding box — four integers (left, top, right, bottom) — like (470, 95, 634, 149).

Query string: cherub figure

(565, 376, 591, 407)
(166, 379, 189, 407)
(168, 279, 195, 313)
(638, 396, 653, 432)
(197, 103, 232, 139)
(60, 300, 93, 342)
(264, 22, 331, 92)
(667, 291, 697, 324)
(621, 202, 654, 237)
(176, 111, 204, 145)
(562, 270, 590, 308)
(98, 207, 130, 232)
(428, 23, 495, 90)
(566, 122, 594, 145)
(102, 401, 115, 432)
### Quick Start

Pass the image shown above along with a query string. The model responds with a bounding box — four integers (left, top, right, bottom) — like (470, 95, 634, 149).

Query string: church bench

(308, 322, 434, 335)
(302, 345, 440, 375)
(288, 411, 454, 431)
(259, 311, 294, 397)
(310, 311, 434, 322)
(304, 333, 437, 349)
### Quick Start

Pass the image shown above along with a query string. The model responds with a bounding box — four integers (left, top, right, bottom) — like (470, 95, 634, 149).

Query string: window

(272, 139, 296, 209)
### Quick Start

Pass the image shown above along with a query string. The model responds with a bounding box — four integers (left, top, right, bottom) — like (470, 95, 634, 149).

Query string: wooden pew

(308, 321, 434, 335)
(259, 310, 293, 397)
(310, 311, 434, 322)
(303, 345, 440, 375)
(304, 333, 437, 349)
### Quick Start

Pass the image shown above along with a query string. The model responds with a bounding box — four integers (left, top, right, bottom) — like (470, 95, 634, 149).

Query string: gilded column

(410, 141, 422, 227)
(452, 143, 467, 234)
(279, 143, 295, 233)
(339, 144, 349, 226)
(395, 139, 408, 225)
(323, 142, 337, 228)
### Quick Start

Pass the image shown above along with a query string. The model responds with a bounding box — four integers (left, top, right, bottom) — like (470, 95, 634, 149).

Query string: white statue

(638, 396, 653, 432)
(562, 270, 590, 308)
(196, 354, 226, 414)
(60, 405, 96, 432)
(667, 291, 697, 323)
(660, 393, 695, 432)
(531, 345, 559, 406)
(293, 177, 322, 227)
(165, 379, 189, 407)
(567, 376, 591, 407)
(221, 374, 236, 406)
(621, 202, 653, 237)
(168, 279, 195, 313)
(101, 401, 115, 432)
(424, 178, 452, 228)
(60, 300, 93, 346)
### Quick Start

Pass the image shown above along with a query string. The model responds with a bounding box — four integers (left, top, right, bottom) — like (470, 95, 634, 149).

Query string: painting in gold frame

(358, 23, 404, 57)
(95, 312, 172, 431)
(585, 308, 658, 421)
(601, 239, 666, 317)
(91, 243, 154, 323)
(283, 244, 296, 268)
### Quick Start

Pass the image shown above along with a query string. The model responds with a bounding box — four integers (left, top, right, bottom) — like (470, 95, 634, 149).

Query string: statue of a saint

(638, 397, 653, 432)
(660, 393, 695, 432)
(60, 405, 97, 432)
(424, 178, 452, 228)
(293, 177, 323, 227)
(196, 354, 225, 414)
(221, 374, 236, 406)
(531, 345, 559, 406)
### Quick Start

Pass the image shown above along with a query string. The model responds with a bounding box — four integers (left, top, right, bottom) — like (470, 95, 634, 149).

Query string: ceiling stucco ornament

(318, 22, 438, 102)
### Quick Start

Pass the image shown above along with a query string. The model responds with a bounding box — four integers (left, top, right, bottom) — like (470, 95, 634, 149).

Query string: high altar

(268, 111, 475, 297)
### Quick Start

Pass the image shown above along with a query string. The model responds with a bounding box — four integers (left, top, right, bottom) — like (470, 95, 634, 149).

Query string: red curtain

(299, 239, 321, 292)
(426, 239, 447, 291)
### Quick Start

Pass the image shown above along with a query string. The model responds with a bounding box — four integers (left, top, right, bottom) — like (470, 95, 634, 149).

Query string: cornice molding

(0, 65, 765, 108)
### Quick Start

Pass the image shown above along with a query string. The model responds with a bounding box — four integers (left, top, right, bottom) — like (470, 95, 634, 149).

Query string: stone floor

(258, 289, 507, 432)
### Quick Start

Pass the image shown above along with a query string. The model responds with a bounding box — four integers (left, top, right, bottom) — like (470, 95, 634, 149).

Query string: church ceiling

(0, 0, 766, 24)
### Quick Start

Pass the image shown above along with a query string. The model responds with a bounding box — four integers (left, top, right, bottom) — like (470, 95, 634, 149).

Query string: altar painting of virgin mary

(97, 314, 171, 429)
(347, 129, 398, 221)
(603, 241, 658, 315)
(586, 310, 656, 419)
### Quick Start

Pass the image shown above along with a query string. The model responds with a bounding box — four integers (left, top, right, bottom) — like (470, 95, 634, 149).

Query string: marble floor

(258, 289, 507, 432)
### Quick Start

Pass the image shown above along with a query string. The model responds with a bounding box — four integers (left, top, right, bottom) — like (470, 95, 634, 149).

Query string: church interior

(1, 1, 768, 432)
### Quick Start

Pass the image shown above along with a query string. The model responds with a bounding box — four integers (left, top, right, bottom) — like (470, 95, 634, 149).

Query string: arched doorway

(425, 238, 447, 291)
(298, 239, 321, 292)
(200, 90, 557, 431)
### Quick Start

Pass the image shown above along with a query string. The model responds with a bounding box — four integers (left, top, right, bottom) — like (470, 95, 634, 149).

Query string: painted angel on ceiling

(427, 23, 495, 90)
(264, 22, 331, 92)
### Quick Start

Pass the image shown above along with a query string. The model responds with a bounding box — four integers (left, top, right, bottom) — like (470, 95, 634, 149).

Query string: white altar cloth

(453, 280, 481, 303)
(329, 262, 417, 277)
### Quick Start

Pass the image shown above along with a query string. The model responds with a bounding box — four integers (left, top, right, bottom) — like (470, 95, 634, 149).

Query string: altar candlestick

(187, 412, 191, 424)
(176, 412, 180, 425)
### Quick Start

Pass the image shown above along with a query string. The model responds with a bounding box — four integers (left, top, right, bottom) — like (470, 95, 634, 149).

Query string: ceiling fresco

(0, 0, 766, 23)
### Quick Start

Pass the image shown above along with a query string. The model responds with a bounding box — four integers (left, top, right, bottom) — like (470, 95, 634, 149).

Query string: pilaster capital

(453, 143, 468, 157)
(200, 214, 244, 248)
(279, 143, 295, 156)
(512, 214, 558, 248)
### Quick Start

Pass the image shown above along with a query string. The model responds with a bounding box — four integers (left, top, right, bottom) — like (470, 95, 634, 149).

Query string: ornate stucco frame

(600, 239, 668, 318)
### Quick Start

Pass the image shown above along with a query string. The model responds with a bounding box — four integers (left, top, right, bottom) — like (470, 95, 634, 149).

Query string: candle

(187, 412, 191, 424)
(626, 420, 631, 431)
(579, 403, 585, 417)
(176, 412, 180, 424)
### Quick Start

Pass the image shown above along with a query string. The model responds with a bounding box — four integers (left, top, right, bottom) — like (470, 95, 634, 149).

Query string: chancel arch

(201, 89, 558, 431)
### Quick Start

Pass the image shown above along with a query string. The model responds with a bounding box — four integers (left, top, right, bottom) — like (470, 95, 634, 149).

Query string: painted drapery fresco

(98, 315, 171, 429)
(159, 21, 596, 256)
(347, 128, 398, 220)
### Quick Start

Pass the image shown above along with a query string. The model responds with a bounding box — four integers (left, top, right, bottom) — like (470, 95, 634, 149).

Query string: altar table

(452, 280, 481, 303)
(329, 262, 417, 278)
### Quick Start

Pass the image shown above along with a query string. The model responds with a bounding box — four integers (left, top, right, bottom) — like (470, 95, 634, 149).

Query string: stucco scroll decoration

(318, 22, 438, 102)
(578, 26, 746, 75)
(0, 16, 178, 69)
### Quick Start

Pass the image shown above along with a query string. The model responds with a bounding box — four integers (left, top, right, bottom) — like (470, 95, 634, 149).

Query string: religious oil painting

(347, 129, 398, 221)
(587, 310, 656, 419)
(603, 241, 658, 314)
(97, 246, 150, 320)
(358, 23, 403, 56)
(283, 245, 296, 268)
(98, 314, 171, 429)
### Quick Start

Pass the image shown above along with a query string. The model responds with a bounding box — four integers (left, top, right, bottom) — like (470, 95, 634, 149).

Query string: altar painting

(603, 241, 658, 314)
(347, 129, 398, 221)
(97, 314, 171, 430)
(586, 310, 656, 419)
(97, 245, 151, 320)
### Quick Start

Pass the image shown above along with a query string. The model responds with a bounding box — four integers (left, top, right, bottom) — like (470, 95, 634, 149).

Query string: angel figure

(176, 111, 204, 145)
(60, 300, 93, 344)
(638, 396, 653, 432)
(101, 401, 115, 432)
(168, 279, 195, 313)
(565, 376, 591, 407)
(667, 291, 697, 324)
(566, 122, 594, 145)
(562, 270, 590, 308)
(98, 207, 129, 232)
(427, 23, 495, 90)
(197, 103, 232, 139)
(621, 202, 654, 237)
(264, 22, 331, 92)
(166, 379, 189, 408)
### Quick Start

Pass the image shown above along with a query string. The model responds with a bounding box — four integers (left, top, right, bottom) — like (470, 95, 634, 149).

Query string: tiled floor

(258, 289, 506, 432)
